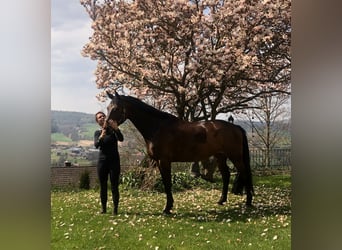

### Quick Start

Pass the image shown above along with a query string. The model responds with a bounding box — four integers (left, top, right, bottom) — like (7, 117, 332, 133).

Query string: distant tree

(51, 118, 59, 133)
(81, 0, 291, 121)
(79, 171, 90, 189)
(57, 153, 67, 167)
(86, 151, 99, 166)
(70, 129, 80, 142)
(237, 91, 291, 168)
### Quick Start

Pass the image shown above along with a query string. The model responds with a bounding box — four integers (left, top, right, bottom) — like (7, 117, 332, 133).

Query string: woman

(94, 111, 124, 215)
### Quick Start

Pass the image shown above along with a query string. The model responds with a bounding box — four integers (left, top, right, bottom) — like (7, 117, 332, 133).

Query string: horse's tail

(241, 127, 254, 196)
(232, 126, 254, 197)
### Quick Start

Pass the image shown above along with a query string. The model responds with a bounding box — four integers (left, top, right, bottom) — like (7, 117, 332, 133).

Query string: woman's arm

(94, 130, 103, 148)
(114, 129, 124, 142)
(107, 119, 124, 142)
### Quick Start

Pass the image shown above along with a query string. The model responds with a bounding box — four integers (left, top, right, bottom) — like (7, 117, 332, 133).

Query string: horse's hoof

(217, 196, 227, 205)
(163, 209, 172, 215)
(246, 203, 254, 208)
(217, 200, 225, 205)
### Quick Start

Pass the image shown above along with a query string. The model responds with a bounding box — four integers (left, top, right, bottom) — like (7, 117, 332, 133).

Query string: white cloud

(51, 0, 100, 113)
(51, 21, 91, 64)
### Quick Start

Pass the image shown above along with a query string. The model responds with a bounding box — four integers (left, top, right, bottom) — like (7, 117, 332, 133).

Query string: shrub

(154, 172, 214, 192)
(121, 166, 160, 190)
(79, 171, 90, 190)
(121, 167, 218, 192)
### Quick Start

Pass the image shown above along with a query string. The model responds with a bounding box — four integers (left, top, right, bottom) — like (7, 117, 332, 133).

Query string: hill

(51, 110, 145, 166)
(51, 110, 291, 144)
(51, 110, 97, 142)
(51, 110, 144, 148)
(51, 110, 94, 129)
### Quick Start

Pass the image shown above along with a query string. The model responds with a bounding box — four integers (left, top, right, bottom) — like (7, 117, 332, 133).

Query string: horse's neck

(123, 98, 178, 141)
(127, 111, 161, 141)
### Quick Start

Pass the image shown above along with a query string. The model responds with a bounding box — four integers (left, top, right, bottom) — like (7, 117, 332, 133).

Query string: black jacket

(94, 127, 124, 158)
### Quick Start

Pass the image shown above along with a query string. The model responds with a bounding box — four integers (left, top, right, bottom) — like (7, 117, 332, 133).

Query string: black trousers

(97, 157, 120, 212)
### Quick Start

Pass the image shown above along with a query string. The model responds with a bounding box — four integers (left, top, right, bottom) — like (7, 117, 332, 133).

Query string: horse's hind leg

(245, 170, 253, 207)
(216, 156, 230, 205)
(231, 158, 253, 207)
(158, 161, 174, 214)
(232, 171, 244, 195)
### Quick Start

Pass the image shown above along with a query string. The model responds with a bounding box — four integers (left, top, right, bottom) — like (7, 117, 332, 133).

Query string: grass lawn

(51, 174, 291, 249)
(51, 133, 73, 143)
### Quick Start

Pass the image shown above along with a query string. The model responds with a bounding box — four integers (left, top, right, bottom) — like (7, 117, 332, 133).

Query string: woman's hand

(99, 122, 107, 139)
(99, 127, 106, 139)
(107, 119, 118, 130)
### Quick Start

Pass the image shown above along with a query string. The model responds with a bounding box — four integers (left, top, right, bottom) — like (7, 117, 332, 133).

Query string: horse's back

(150, 119, 244, 161)
(204, 120, 245, 152)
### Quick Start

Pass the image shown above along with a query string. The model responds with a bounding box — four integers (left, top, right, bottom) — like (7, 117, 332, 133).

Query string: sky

(51, 0, 106, 114)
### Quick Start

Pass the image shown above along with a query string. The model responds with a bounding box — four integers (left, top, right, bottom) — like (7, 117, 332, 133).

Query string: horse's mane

(121, 95, 179, 121)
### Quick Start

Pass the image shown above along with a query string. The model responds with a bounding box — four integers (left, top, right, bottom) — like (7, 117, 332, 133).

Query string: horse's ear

(115, 91, 120, 99)
(106, 91, 114, 99)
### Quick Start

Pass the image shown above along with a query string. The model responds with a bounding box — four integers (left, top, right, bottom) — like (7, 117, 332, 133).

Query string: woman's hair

(95, 111, 106, 122)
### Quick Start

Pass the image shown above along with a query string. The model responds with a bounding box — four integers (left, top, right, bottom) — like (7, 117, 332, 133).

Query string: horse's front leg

(158, 161, 174, 214)
(216, 157, 230, 205)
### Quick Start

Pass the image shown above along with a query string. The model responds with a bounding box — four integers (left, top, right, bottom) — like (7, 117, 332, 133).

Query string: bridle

(107, 102, 127, 125)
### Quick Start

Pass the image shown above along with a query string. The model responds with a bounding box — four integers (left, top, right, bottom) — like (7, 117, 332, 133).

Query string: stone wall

(51, 166, 98, 188)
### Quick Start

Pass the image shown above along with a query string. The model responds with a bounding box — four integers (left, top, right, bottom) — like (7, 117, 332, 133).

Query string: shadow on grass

(174, 204, 290, 222)
(119, 201, 291, 223)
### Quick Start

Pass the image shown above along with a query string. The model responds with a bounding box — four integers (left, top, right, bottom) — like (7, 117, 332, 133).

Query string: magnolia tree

(81, 0, 291, 121)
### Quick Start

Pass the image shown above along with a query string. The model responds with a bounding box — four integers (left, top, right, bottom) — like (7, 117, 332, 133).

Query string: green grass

(81, 123, 99, 140)
(50, 150, 93, 166)
(51, 174, 291, 249)
(51, 133, 72, 142)
(254, 175, 291, 188)
(51, 123, 98, 142)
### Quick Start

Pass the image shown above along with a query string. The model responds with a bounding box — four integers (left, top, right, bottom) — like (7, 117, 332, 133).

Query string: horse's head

(106, 91, 126, 125)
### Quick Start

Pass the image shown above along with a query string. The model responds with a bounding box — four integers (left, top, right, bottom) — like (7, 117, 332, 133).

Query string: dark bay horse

(106, 91, 254, 214)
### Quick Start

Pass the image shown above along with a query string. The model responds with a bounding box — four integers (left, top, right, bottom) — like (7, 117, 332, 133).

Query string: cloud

(51, 0, 100, 113)
(52, 20, 91, 65)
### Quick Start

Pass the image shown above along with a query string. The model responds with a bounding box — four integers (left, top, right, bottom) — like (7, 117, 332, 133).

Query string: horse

(106, 91, 254, 214)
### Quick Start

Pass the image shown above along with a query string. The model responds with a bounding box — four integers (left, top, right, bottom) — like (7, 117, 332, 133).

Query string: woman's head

(95, 111, 106, 126)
